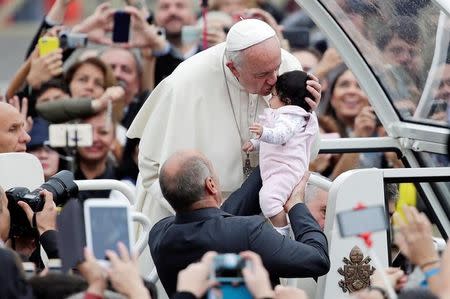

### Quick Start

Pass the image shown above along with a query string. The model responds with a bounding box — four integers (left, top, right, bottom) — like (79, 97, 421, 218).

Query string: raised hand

(106, 242, 151, 299)
(122, 6, 167, 51)
(27, 48, 63, 89)
(177, 251, 217, 298)
(354, 106, 377, 138)
(7, 96, 33, 132)
(393, 206, 439, 267)
(72, 2, 115, 46)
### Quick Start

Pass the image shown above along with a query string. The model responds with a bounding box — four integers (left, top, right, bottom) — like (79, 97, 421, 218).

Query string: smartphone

(113, 11, 131, 43)
(22, 262, 36, 279)
(337, 205, 388, 237)
(181, 25, 201, 45)
(208, 254, 253, 299)
(59, 31, 88, 49)
(282, 27, 310, 49)
(38, 36, 60, 57)
(49, 124, 93, 148)
(84, 199, 134, 266)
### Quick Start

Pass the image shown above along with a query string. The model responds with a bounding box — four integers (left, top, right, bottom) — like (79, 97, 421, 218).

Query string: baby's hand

(242, 141, 254, 153)
(249, 123, 263, 138)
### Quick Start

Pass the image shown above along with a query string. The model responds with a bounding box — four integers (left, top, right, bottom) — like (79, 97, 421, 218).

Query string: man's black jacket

(149, 168, 330, 297)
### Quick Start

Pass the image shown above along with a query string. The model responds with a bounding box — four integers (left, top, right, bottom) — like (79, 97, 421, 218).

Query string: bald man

(0, 102, 31, 153)
(149, 150, 329, 297)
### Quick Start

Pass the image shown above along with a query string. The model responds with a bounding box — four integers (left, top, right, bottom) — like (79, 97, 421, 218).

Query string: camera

(208, 254, 252, 299)
(6, 170, 78, 237)
(58, 31, 88, 49)
(212, 254, 247, 282)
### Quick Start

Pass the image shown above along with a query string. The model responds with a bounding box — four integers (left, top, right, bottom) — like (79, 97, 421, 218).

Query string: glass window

(320, 0, 450, 127)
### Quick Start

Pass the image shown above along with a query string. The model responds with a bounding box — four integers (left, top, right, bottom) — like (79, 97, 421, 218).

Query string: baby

(243, 70, 319, 236)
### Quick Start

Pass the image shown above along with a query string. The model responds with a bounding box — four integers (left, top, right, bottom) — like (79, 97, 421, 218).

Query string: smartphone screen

(113, 11, 131, 43)
(181, 25, 201, 44)
(86, 205, 131, 260)
(49, 124, 93, 147)
(337, 205, 388, 237)
(208, 284, 253, 299)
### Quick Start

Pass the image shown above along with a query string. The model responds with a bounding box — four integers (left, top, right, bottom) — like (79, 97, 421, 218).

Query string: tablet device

(84, 199, 133, 266)
(49, 124, 93, 147)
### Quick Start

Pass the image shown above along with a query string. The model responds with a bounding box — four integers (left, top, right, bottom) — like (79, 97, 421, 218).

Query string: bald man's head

(0, 103, 30, 153)
(159, 150, 215, 211)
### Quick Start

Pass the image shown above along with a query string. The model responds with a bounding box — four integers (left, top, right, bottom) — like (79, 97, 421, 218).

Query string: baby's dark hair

(275, 70, 313, 112)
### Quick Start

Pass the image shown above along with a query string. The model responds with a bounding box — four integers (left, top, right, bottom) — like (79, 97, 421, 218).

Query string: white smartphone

(336, 205, 388, 237)
(49, 124, 93, 147)
(84, 199, 134, 266)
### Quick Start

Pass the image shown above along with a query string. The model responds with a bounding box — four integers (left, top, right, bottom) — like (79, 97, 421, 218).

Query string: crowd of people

(0, 0, 450, 298)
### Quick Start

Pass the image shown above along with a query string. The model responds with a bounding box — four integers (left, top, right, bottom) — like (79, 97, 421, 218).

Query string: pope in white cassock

(127, 18, 321, 286)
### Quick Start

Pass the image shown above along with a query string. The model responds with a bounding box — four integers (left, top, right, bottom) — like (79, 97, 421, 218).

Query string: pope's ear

(226, 61, 240, 78)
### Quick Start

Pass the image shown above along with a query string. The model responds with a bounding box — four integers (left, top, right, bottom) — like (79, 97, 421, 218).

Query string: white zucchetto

(226, 19, 276, 51)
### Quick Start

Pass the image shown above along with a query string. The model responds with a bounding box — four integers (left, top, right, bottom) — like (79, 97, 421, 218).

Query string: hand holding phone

(49, 124, 93, 148)
(208, 254, 253, 299)
(337, 205, 388, 237)
(240, 251, 273, 299)
(177, 251, 217, 298)
(113, 11, 131, 43)
(38, 36, 60, 57)
(84, 199, 134, 267)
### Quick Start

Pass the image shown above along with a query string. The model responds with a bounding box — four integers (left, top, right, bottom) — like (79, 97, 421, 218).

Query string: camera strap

(32, 213, 37, 229)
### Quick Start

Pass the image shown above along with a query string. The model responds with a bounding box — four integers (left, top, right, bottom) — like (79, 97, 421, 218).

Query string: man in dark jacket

(149, 150, 330, 297)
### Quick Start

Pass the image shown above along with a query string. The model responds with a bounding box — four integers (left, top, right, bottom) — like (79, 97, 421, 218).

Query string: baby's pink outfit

(250, 105, 318, 218)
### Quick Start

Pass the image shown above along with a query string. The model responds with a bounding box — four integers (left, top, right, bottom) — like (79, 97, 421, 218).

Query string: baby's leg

(260, 175, 297, 236)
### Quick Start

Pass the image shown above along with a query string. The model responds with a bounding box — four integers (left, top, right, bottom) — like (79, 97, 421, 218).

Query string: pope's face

(229, 37, 281, 96)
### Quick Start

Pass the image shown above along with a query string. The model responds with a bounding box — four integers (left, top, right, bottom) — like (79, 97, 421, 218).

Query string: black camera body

(6, 170, 78, 237)
(212, 254, 248, 283)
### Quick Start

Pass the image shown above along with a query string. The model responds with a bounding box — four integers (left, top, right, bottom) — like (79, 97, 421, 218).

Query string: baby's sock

(274, 225, 291, 237)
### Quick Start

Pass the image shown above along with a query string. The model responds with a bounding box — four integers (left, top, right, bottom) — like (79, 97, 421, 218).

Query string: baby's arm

(259, 114, 305, 144)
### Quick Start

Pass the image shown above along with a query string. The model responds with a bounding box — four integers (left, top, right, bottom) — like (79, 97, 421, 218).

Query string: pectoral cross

(243, 153, 253, 178)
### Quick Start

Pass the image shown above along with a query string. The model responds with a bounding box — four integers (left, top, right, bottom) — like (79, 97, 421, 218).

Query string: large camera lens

(41, 170, 78, 206)
(6, 170, 78, 237)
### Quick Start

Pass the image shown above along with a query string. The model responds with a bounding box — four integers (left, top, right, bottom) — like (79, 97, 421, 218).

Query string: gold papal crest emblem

(338, 246, 375, 293)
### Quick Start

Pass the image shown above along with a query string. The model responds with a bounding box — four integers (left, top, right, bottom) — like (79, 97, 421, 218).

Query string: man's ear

(226, 61, 240, 79)
(205, 177, 219, 195)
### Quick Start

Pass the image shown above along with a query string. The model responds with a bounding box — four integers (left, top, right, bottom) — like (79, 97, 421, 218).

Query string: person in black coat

(149, 150, 330, 297)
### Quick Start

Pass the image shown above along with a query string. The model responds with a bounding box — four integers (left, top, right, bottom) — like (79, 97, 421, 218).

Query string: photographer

(0, 186, 10, 244)
(17, 189, 59, 259)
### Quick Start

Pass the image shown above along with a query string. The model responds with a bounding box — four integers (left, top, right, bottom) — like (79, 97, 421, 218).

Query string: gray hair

(99, 47, 143, 82)
(304, 183, 320, 204)
(159, 155, 211, 211)
(225, 49, 245, 69)
(304, 174, 331, 204)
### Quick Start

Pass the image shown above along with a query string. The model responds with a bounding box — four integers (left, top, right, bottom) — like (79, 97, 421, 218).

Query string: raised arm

(249, 173, 330, 278)
(251, 114, 304, 145)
